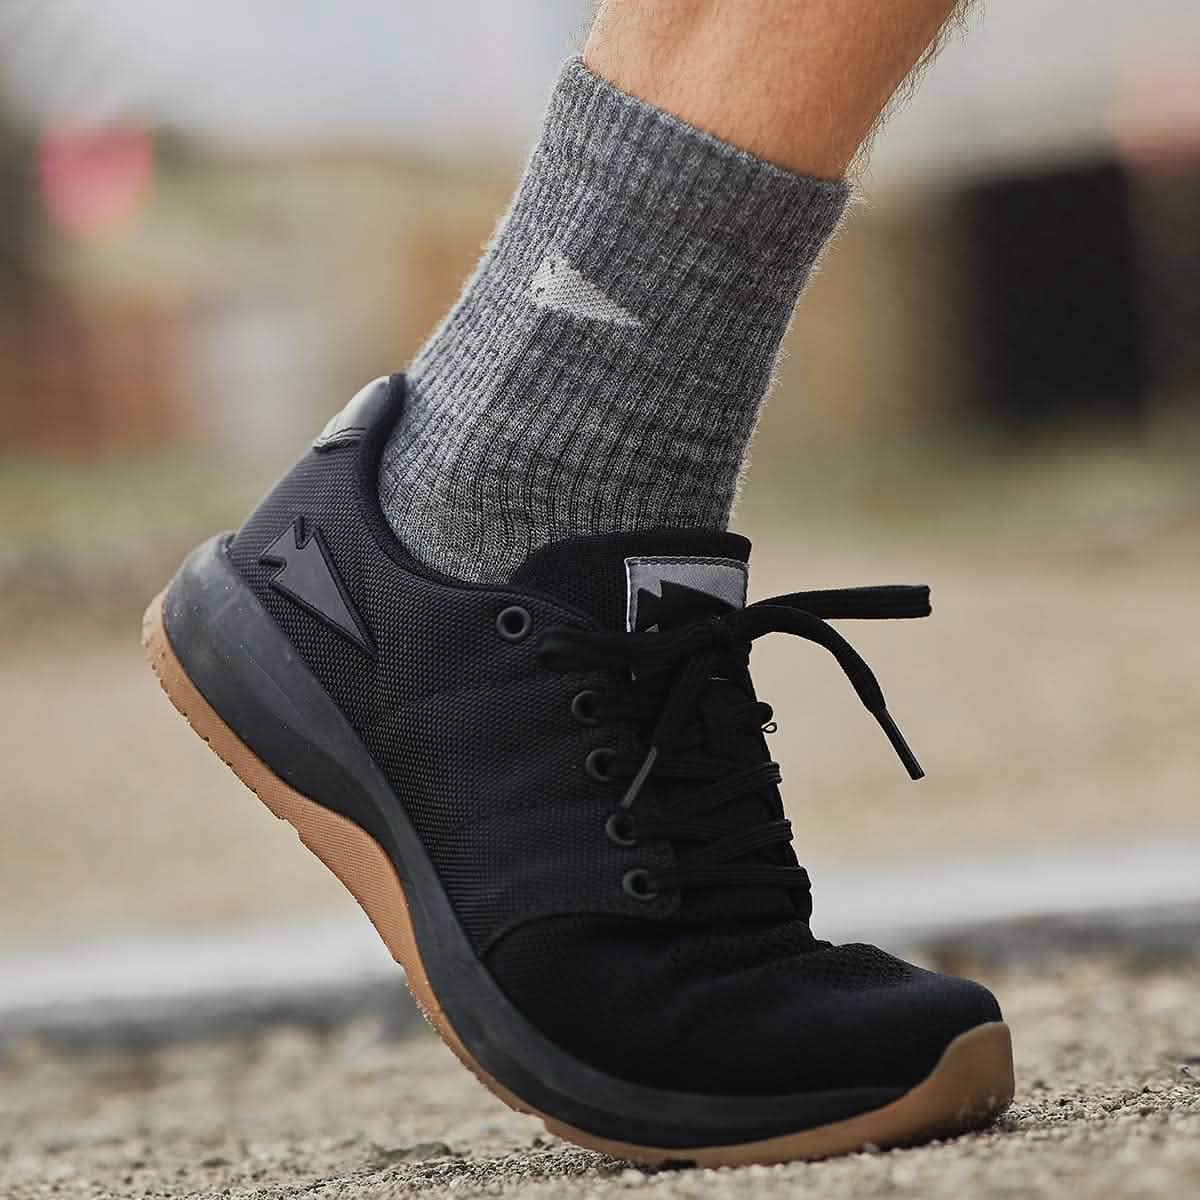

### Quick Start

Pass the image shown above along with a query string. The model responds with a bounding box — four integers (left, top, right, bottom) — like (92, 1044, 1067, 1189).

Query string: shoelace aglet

(876, 709, 924, 781)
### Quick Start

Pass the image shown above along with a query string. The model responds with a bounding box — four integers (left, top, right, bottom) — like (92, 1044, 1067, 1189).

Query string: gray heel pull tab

(313, 376, 393, 451)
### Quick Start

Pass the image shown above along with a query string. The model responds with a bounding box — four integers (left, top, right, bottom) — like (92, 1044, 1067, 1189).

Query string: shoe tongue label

(624, 556, 748, 633)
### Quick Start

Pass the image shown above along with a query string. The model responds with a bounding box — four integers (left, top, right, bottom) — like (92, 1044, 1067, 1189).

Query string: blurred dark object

(963, 160, 1147, 431)
(961, 153, 1200, 436)
(0, 112, 36, 448)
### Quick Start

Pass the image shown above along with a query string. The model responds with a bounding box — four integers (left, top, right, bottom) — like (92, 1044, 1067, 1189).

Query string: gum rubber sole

(142, 589, 1015, 1166)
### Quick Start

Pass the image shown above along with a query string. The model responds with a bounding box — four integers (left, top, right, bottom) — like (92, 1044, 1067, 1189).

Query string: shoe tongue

(510, 529, 751, 631)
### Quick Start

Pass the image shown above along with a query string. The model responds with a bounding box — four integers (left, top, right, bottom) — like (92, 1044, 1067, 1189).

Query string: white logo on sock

(529, 252, 641, 328)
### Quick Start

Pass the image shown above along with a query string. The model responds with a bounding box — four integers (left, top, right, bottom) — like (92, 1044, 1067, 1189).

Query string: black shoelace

(537, 585, 931, 900)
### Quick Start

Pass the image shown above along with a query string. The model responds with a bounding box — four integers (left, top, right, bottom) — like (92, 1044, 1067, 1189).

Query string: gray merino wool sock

(379, 57, 849, 583)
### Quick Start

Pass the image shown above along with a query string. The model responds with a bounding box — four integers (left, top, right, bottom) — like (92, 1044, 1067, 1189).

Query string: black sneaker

(143, 375, 1013, 1166)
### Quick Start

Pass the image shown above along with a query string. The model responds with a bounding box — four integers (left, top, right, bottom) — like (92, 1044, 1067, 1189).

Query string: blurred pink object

(37, 124, 154, 236)
(1112, 49, 1200, 175)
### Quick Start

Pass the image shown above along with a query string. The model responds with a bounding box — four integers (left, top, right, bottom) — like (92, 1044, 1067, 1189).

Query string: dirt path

(1, 957, 1197, 1199)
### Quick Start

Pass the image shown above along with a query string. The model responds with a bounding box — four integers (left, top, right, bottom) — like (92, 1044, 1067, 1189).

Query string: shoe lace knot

(537, 584, 931, 899)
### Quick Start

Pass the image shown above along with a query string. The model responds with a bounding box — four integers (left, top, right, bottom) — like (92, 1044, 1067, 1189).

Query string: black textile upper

(228, 375, 1001, 1095)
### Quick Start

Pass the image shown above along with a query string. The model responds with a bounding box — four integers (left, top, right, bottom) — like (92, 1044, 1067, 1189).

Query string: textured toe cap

(488, 919, 1004, 1097)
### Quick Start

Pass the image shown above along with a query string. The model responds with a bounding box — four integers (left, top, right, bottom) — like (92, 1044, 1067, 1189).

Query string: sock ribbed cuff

(381, 57, 850, 582)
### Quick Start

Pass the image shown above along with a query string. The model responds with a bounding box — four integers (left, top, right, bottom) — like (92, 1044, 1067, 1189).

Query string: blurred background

(2, 0, 1199, 967)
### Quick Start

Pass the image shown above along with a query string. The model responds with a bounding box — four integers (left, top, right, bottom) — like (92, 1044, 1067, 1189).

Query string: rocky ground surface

(2, 957, 1198, 1200)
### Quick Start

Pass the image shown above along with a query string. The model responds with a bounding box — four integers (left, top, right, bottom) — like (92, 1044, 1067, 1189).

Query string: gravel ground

(2, 958, 1198, 1200)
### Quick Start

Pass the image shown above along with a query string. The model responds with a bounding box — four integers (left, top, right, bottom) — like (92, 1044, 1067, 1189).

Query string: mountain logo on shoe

(530, 252, 642, 328)
(625, 556, 748, 632)
(635, 579, 736, 631)
(260, 518, 374, 654)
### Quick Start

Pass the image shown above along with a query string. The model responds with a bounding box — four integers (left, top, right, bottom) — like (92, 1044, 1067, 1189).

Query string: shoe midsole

(162, 533, 908, 1148)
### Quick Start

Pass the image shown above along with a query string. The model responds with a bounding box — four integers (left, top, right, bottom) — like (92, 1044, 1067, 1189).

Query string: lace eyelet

(605, 811, 637, 847)
(622, 868, 658, 901)
(495, 606, 532, 642)
(585, 747, 616, 782)
(571, 689, 601, 725)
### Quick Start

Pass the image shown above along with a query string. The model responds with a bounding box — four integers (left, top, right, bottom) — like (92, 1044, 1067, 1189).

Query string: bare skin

(585, 0, 967, 177)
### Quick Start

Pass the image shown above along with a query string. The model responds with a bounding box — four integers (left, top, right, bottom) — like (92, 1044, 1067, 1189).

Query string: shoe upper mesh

(223, 392, 1001, 1097)
(486, 912, 993, 1095)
